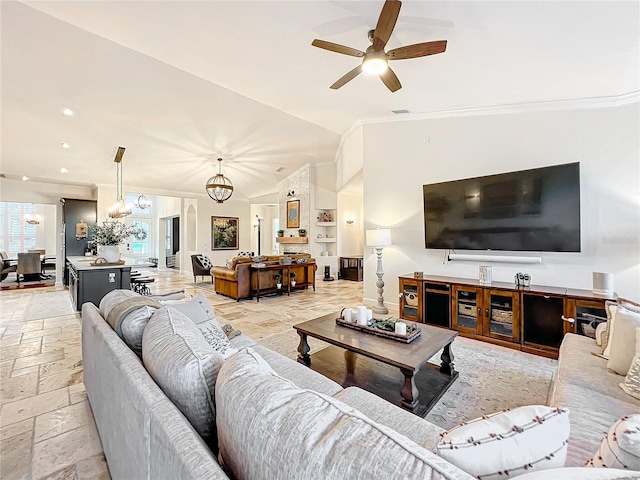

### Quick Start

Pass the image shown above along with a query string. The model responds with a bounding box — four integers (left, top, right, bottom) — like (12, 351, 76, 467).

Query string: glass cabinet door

(483, 290, 520, 342)
(453, 287, 479, 334)
(399, 279, 421, 322)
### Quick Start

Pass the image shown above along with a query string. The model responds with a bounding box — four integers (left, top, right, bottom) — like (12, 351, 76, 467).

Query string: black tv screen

(423, 163, 581, 252)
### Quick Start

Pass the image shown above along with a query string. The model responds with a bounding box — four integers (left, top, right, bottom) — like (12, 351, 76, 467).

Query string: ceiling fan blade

(372, 0, 402, 51)
(330, 65, 363, 89)
(312, 39, 365, 57)
(380, 67, 402, 92)
(387, 40, 447, 60)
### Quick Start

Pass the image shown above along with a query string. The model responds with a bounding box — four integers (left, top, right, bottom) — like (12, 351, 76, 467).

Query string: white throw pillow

(436, 405, 570, 479)
(595, 321, 607, 347)
(169, 293, 237, 358)
(169, 292, 217, 324)
(607, 307, 640, 375)
(515, 467, 639, 479)
(586, 414, 640, 469)
(599, 301, 619, 359)
(142, 307, 224, 451)
(620, 327, 640, 400)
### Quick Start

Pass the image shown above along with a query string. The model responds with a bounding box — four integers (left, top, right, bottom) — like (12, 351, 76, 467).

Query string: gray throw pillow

(142, 307, 224, 451)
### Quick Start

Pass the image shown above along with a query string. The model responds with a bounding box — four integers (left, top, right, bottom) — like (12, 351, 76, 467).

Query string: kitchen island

(66, 256, 151, 311)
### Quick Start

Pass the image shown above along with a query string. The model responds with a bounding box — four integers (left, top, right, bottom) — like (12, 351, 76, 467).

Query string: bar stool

(131, 276, 154, 295)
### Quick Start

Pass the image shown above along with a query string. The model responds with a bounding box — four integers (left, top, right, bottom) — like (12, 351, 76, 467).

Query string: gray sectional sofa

(548, 333, 640, 466)
(82, 301, 637, 479)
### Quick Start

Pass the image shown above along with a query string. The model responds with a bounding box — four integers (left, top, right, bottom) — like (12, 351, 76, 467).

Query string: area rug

(23, 290, 75, 321)
(258, 329, 557, 431)
(1, 275, 56, 291)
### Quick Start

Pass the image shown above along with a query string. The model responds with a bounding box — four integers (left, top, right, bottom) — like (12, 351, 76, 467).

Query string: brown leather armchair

(191, 254, 214, 283)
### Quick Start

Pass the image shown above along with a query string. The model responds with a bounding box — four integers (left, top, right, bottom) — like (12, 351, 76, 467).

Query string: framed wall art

(212, 216, 239, 250)
(286, 200, 300, 228)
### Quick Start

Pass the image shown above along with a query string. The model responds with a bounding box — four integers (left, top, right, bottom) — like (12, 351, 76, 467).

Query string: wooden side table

(339, 256, 363, 281)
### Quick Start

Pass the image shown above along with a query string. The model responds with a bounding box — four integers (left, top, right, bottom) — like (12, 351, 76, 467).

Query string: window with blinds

(0, 202, 37, 256)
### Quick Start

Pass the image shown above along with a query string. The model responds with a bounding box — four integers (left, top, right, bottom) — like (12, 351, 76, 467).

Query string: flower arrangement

(88, 220, 147, 247)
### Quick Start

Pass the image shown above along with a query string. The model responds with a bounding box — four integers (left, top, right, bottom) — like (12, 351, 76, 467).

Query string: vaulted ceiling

(1, 1, 638, 199)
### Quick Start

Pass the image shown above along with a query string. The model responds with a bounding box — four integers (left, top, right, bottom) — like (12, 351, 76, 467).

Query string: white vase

(276, 283, 282, 289)
(99, 245, 120, 263)
(291, 280, 296, 287)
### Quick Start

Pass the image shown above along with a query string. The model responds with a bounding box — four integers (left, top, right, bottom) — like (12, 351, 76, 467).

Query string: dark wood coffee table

(294, 313, 458, 417)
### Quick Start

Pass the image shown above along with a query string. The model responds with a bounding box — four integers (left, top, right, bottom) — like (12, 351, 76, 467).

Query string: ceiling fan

(312, 0, 447, 92)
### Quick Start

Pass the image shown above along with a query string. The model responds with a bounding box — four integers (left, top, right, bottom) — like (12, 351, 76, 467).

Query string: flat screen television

(423, 162, 581, 252)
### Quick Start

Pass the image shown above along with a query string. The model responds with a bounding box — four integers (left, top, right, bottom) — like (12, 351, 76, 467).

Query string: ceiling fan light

(362, 55, 388, 75)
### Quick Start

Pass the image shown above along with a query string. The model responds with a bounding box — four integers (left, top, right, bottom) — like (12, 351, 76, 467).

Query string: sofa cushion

(608, 307, 640, 375)
(252, 344, 342, 396)
(333, 386, 445, 451)
(436, 406, 569, 479)
(621, 327, 640, 400)
(548, 382, 640, 466)
(99, 289, 161, 357)
(142, 307, 224, 450)
(586, 414, 640, 469)
(552, 334, 635, 405)
(215, 348, 474, 480)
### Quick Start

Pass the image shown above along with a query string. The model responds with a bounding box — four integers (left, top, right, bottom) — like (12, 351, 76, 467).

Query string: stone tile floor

(0, 267, 364, 479)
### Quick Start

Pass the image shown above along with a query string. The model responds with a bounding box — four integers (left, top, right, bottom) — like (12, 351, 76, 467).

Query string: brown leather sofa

(211, 254, 317, 301)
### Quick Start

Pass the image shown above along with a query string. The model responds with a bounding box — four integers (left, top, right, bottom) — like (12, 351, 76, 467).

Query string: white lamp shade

(366, 228, 391, 247)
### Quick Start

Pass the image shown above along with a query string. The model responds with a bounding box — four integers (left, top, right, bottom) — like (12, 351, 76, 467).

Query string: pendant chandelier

(108, 146, 133, 218)
(205, 158, 234, 203)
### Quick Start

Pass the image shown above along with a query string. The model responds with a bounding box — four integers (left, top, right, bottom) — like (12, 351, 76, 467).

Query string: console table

(251, 264, 290, 302)
(399, 273, 616, 358)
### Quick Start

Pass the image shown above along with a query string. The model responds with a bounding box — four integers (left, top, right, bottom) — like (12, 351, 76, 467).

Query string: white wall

(354, 103, 640, 305)
(336, 125, 364, 191)
(337, 192, 364, 257)
(196, 196, 251, 268)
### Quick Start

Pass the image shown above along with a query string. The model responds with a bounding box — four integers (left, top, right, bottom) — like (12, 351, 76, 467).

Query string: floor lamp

(254, 215, 262, 256)
(366, 228, 392, 315)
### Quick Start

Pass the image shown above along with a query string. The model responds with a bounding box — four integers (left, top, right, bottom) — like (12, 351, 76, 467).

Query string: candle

(395, 322, 407, 335)
(367, 309, 373, 320)
(343, 308, 352, 322)
(357, 306, 368, 325)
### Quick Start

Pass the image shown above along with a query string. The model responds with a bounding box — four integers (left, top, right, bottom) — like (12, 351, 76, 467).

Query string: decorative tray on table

(90, 259, 125, 266)
(335, 316, 421, 344)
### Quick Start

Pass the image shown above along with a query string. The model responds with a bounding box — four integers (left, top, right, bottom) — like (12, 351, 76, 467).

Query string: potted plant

(88, 220, 147, 263)
(277, 229, 284, 237)
(290, 271, 296, 287)
(298, 228, 306, 237)
(275, 273, 282, 289)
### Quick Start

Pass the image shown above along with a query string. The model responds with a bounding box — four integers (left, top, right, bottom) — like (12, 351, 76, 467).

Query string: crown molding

(358, 91, 640, 127)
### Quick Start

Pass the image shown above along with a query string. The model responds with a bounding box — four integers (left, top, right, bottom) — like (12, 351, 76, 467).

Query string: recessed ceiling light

(60, 167, 68, 173)
(61, 142, 71, 149)
(22, 176, 29, 181)
(63, 108, 74, 116)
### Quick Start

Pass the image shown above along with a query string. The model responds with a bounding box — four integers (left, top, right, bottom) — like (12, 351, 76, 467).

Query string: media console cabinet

(399, 273, 616, 359)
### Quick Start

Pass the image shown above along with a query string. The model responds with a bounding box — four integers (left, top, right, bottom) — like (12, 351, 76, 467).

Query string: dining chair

(1, 251, 17, 282)
(17, 252, 42, 282)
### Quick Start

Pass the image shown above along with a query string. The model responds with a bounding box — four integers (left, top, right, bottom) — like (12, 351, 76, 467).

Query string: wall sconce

(346, 217, 355, 225)
(25, 213, 42, 225)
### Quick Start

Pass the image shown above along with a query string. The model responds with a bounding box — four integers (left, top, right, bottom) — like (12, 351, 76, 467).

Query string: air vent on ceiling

(275, 167, 286, 173)
(0, 174, 6, 178)
(392, 109, 411, 114)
